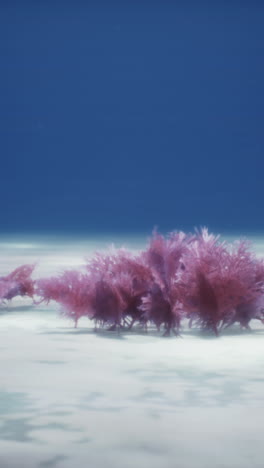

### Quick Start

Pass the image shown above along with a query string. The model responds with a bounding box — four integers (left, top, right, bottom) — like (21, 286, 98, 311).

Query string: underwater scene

(1, 0, 264, 466)
(0, 232, 264, 468)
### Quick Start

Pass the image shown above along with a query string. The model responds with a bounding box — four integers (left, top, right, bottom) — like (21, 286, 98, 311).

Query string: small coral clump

(0, 264, 36, 304)
(177, 230, 264, 333)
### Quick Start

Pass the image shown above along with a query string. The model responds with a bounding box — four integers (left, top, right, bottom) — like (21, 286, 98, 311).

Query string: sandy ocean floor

(1, 234, 264, 468)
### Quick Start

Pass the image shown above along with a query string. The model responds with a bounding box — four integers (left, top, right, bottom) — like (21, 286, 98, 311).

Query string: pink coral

(86, 249, 154, 329)
(32, 228, 264, 336)
(36, 270, 94, 327)
(0, 264, 36, 303)
(177, 229, 264, 333)
(139, 231, 190, 335)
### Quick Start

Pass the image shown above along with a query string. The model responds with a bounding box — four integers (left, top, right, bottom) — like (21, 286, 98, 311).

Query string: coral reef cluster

(1, 229, 264, 336)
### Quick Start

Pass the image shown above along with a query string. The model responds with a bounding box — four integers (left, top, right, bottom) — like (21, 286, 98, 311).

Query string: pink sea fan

(0, 264, 36, 303)
(219, 241, 264, 329)
(176, 228, 229, 333)
(178, 229, 264, 333)
(111, 270, 151, 329)
(0, 280, 15, 302)
(58, 270, 94, 327)
(139, 282, 174, 333)
(139, 231, 190, 335)
(90, 278, 125, 330)
(110, 251, 155, 328)
(86, 249, 154, 329)
(35, 275, 70, 304)
(36, 270, 94, 327)
(37, 265, 126, 330)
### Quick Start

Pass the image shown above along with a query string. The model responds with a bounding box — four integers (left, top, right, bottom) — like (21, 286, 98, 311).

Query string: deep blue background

(1, 1, 263, 234)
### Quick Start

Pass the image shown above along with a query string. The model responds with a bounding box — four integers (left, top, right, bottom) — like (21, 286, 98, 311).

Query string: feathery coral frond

(0, 264, 36, 302)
